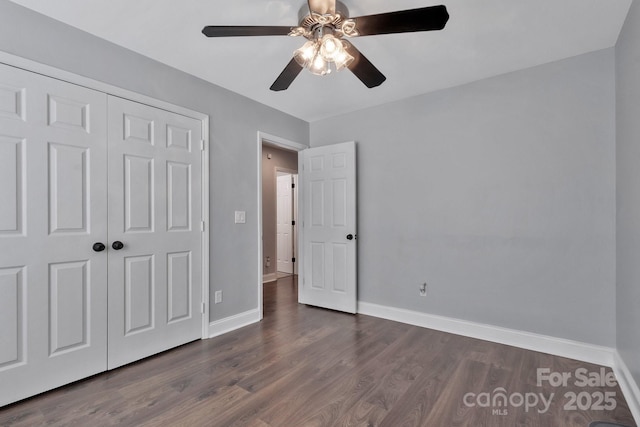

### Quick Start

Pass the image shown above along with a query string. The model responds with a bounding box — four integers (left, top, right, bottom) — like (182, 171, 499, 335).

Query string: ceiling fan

(202, 0, 449, 91)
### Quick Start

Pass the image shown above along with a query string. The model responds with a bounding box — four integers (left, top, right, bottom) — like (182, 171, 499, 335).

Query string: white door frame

(257, 132, 306, 320)
(0, 51, 211, 340)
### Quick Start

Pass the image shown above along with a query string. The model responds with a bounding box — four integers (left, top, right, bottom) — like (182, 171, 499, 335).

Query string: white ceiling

(11, 0, 631, 122)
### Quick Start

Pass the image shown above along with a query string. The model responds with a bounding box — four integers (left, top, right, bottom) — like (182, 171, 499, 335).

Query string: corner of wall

(614, 351, 640, 423)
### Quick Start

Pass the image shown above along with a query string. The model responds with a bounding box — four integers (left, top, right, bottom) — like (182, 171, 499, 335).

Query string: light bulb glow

(309, 54, 331, 76)
(320, 35, 340, 60)
(333, 41, 354, 70)
(294, 40, 318, 67)
(293, 32, 351, 77)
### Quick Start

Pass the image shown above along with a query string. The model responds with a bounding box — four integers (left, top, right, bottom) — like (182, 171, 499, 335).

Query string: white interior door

(277, 173, 293, 274)
(293, 174, 299, 276)
(107, 96, 203, 369)
(299, 141, 357, 313)
(0, 63, 108, 406)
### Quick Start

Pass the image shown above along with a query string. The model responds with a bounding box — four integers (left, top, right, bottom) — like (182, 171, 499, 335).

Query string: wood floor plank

(138, 385, 252, 427)
(226, 314, 409, 426)
(0, 276, 636, 427)
(331, 328, 443, 426)
(376, 335, 472, 427)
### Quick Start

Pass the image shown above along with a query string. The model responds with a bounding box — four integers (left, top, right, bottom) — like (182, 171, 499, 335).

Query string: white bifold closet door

(0, 63, 204, 406)
(107, 96, 202, 369)
(0, 63, 109, 406)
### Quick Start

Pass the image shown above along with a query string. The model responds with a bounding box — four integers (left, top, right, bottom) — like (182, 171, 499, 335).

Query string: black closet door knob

(92, 242, 106, 252)
(346, 234, 354, 241)
(112, 241, 124, 250)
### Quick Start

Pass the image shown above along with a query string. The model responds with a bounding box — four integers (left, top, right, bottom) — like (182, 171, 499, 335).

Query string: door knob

(92, 242, 106, 252)
(112, 241, 124, 250)
(346, 234, 354, 241)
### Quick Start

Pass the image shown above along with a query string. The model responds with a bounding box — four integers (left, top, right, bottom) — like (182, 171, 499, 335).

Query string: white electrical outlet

(214, 290, 223, 304)
(234, 211, 246, 224)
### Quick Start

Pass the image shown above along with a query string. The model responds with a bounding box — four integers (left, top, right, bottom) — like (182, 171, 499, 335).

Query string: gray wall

(262, 145, 298, 278)
(0, 2, 309, 322)
(0, 2, 627, 352)
(311, 49, 617, 346)
(616, 0, 640, 387)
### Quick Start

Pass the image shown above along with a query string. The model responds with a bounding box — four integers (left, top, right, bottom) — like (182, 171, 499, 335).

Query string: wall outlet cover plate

(234, 211, 246, 224)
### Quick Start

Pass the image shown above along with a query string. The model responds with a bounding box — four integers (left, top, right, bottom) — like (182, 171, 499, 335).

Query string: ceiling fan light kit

(293, 33, 355, 76)
(202, 0, 449, 91)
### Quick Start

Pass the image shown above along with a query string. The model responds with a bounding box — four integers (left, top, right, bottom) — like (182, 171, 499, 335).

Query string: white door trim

(257, 132, 306, 320)
(0, 51, 211, 340)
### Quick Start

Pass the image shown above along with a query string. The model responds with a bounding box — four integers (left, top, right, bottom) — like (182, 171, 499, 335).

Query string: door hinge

(292, 220, 295, 226)
(292, 257, 296, 263)
(291, 183, 295, 189)
(200, 140, 206, 151)
(201, 221, 206, 232)
(201, 302, 206, 314)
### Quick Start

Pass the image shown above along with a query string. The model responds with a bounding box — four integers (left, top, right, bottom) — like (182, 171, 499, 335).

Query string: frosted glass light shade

(333, 41, 354, 70)
(320, 34, 341, 61)
(309, 53, 331, 76)
(294, 40, 318, 67)
(293, 34, 352, 76)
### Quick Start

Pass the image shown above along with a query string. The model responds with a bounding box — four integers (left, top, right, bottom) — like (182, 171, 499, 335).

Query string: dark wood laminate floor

(0, 276, 636, 427)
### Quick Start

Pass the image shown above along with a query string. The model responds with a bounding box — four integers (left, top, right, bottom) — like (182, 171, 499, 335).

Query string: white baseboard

(357, 301, 615, 367)
(262, 273, 277, 284)
(208, 308, 261, 339)
(614, 351, 640, 424)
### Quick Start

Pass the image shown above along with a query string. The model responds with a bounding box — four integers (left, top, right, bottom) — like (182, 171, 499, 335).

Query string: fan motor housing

(297, 1, 350, 29)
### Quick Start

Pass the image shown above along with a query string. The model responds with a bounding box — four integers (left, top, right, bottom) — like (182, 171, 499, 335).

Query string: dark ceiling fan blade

(202, 26, 292, 37)
(351, 5, 449, 36)
(308, 0, 335, 15)
(344, 43, 386, 89)
(270, 58, 304, 91)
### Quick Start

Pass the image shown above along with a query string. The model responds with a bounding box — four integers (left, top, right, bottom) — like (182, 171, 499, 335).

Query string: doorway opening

(257, 132, 306, 320)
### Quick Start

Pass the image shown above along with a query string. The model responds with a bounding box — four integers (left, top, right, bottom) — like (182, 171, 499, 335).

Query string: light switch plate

(234, 211, 246, 224)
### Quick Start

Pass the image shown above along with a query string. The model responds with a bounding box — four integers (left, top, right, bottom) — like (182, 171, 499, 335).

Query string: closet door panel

(107, 96, 202, 369)
(0, 63, 108, 407)
(0, 135, 24, 235)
